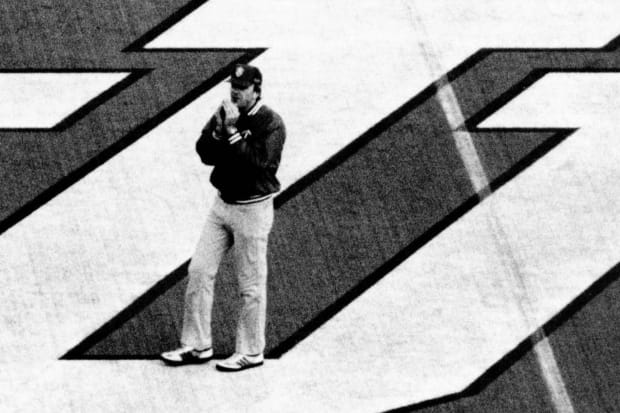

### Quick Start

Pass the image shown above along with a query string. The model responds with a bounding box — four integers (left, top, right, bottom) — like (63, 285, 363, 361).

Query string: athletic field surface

(1, 1, 620, 412)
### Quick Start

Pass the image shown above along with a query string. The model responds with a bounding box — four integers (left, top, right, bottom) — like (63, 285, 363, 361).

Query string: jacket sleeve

(195, 114, 227, 165)
(229, 116, 286, 171)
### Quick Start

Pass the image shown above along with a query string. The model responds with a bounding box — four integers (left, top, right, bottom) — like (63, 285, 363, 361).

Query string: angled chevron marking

(3, 1, 620, 412)
(385, 71, 620, 411)
(0, 0, 259, 236)
(0, 0, 259, 362)
(66, 31, 620, 362)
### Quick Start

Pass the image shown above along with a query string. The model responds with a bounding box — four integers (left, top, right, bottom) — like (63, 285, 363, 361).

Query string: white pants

(181, 196, 274, 355)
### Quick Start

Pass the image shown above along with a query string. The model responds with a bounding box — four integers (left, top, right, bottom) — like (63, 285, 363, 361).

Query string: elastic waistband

(219, 192, 273, 205)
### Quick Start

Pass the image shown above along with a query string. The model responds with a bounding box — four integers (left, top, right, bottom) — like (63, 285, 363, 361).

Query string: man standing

(160, 64, 286, 372)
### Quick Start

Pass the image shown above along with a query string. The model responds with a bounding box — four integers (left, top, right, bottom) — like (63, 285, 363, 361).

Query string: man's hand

(213, 106, 225, 137)
(221, 100, 240, 133)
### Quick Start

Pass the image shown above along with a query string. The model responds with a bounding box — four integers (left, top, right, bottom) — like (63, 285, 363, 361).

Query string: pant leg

(230, 199, 274, 355)
(181, 199, 232, 349)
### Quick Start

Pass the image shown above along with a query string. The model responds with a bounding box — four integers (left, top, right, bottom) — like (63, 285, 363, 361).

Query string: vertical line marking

(403, 2, 575, 412)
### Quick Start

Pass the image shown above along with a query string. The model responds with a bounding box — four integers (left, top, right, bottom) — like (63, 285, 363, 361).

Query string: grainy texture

(0, 0, 248, 230)
(3, 1, 620, 412)
(79, 39, 620, 359)
(392, 265, 620, 413)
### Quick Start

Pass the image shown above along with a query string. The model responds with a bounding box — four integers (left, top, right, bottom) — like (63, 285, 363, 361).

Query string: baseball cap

(228, 64, 262, 88)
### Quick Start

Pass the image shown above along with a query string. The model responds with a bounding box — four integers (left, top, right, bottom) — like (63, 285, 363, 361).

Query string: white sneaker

(215, 353, 264, 372)
(160, 346, 213, 366)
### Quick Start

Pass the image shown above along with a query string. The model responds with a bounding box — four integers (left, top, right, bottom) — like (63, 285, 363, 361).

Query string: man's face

(230, 83, 258, 111)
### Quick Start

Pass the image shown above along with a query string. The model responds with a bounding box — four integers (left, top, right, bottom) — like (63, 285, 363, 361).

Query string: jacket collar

(247, 99, 263, 116)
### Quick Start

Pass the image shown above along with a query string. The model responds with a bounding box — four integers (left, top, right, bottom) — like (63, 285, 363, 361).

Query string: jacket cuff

(227, 131, 243, 144)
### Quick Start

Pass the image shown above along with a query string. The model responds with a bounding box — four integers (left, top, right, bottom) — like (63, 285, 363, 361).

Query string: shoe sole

(159, 354, 213, 367)
(215, 361, 264, 372)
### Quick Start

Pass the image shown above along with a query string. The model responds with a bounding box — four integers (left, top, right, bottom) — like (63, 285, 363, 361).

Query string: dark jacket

(195, 102, 286, 202)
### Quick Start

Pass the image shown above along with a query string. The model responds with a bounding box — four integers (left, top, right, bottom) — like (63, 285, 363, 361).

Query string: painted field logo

(2, 1, 620, 412)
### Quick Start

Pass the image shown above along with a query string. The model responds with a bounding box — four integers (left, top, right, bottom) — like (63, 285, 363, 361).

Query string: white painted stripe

(435, 78, 577, 411)
(485, 206, 575, 413)
(270, 103, 620, 410)
(0, 73, 129, 128)
(446, 70, 577, 413)
(404, 4, 574, 412)
(437, 83, 492, 196)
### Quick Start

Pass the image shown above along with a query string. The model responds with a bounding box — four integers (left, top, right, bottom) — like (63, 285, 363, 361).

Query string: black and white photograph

(1, 1, 620, 411)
